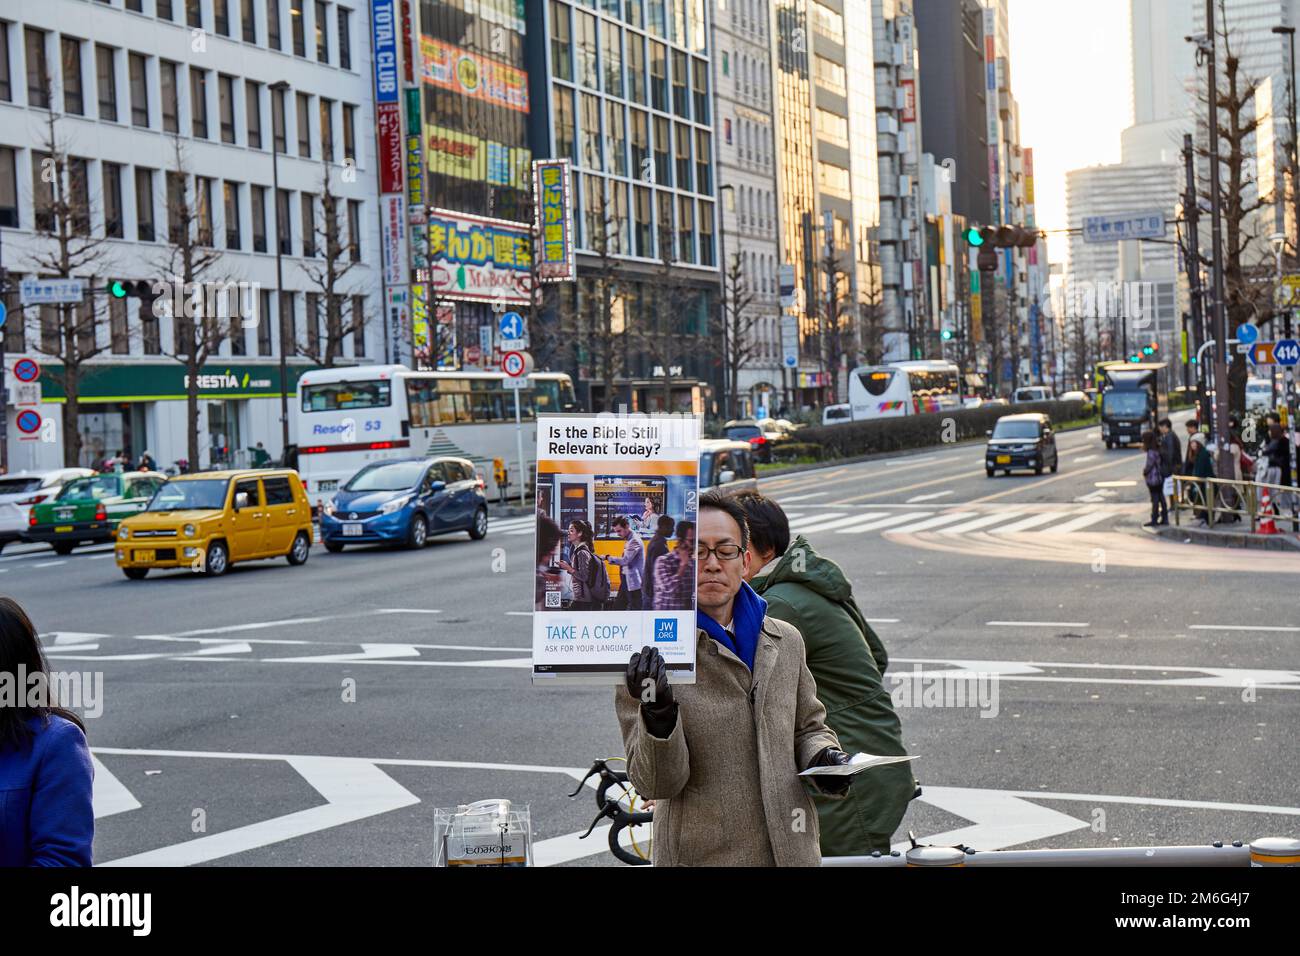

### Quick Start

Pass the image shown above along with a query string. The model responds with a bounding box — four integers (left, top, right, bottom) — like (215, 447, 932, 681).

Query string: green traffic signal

(109, 280, 127, 298)
(965, 227, 984, 247)
(940, 328, 954, 341)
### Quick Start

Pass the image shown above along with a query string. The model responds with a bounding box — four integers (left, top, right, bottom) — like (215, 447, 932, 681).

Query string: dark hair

(0, 597, 85, 751)
(730, 490, 790, 558)
(1157, 417, 1172, 429)
(1266, 412, 1282, 424)
(1141, 431, 1156, 451)
(611, 515, 630, 529)
(655, 514, 676, 536)
(536, 515, 562, 565)
(569, 519, 594, 547)
(698, 489, 749, 550)
(675, 519, 695, 542)
(1270, 423, 1285, 440)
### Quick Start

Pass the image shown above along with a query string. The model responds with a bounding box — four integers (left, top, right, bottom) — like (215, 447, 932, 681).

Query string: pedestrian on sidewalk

(0, 598, 94, 866)
(1190, 433, 1215, 525)
(614, 491, 852, 866)
(1142, 431, 1168, 527)
(605, 515, 644, 610)
(1157, 417, 1181, 516)
(733, 490, 916, 856)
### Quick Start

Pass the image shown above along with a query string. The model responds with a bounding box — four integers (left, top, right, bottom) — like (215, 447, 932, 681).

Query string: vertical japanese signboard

(533, 159, 575, 282)
(372, 0, 410, 366)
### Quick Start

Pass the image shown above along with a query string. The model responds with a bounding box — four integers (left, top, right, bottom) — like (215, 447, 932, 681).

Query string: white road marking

(907, 491, 954, 503)
(836, 512, 934, 534)
(787, 511, 849, 530)
(505, 611, 532, 616)
(990, 512, 1066, 533)
(885, 456, 936, 467)
(790, 513, 888, 534)
(864, 618, 900, 623)
(893, 787, 1088, 853)
(1095, 480, 1137, 488)
(891, 657, 1300, 689)
(373, 608, 444, 615)
(1038, 510, 1114, 533)
(91, 755, 142, 820)
(985, 620, 1090, 628)
(263, 643, 423, 663)
(885, 512, 978, 534)
(938, 512, 1027, 534)
(1072, 454, 1098, 463)
(1187, 624, 1300, 633)
(777, 491, 830, 502)
(32, 560, 66, 568)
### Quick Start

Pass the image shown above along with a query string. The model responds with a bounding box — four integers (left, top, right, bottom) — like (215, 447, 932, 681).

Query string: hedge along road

(761, 418, 1135, 504)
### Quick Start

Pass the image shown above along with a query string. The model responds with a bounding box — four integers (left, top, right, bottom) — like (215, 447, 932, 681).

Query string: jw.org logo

(653, 619, 677, 643)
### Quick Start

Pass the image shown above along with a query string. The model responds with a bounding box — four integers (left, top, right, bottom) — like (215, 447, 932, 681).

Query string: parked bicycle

(567, 758, 653, 865)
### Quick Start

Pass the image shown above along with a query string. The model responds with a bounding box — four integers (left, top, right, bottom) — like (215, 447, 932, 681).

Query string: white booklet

(799, 753, 918, 777)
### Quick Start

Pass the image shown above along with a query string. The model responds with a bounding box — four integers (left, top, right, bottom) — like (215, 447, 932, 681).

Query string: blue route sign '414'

(1275, 339, 1300, 366)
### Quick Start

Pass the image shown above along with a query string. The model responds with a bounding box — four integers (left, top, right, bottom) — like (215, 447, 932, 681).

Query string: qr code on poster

(546, 591, 561, 608)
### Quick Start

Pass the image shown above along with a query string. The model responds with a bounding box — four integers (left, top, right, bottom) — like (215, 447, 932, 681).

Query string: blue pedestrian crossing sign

(1276, 339, 1300, 366)
(498, 311, 526, 341)
(0, 301, 7, 328)
(1236, 322, 1259, 345)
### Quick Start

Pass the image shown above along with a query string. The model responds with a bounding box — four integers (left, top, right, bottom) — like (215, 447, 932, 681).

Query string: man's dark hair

(675, 519, 694, 541)
(612, 515, 630, 529)
(730, 490, 790, 558)
(656, 514, 675, 536)
(1267, 412, 1282, 425)
(1157, 417, 1172, 429)
(698, 489, 749, 550)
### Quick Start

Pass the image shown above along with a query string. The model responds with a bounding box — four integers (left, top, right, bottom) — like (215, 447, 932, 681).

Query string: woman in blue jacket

(0, 597, 94, 866)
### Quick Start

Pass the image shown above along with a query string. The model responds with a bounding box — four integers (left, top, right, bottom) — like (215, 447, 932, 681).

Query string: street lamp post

(270, 81, 291, 459)
(717, 183, 733, 420)
(1200, 3, 1232, 473)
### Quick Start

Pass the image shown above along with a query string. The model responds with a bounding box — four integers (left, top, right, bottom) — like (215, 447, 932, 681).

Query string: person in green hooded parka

(733, 490, 917, 855)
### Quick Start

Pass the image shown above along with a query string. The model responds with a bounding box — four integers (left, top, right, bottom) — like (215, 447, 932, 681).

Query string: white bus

(295, 365, 579, 509)
(847, 360, 963, 420)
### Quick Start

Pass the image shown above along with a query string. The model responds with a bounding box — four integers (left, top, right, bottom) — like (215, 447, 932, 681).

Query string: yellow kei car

(115, 470, 314, 579)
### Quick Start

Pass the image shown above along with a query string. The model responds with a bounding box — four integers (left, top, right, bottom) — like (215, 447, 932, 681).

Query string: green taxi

(25, 471, 167, 554)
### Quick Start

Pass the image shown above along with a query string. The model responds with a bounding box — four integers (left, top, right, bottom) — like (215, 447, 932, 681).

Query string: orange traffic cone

(1257, 486, 1280, 535)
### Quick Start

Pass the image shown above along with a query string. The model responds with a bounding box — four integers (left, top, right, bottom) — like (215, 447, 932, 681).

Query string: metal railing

(1171, 474, 1300, 532)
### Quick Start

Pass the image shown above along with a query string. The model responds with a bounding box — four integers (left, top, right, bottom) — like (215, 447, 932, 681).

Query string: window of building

(25, 28, 49, 109)
(68, 156, 90, 235)
(553, 83, 575, 161)
(241, 0, 256, 42)
(630, 108, 649, 180)
(61, 37, 84, 115)
(338, 7, 351, 68)
(347, 198, 360, 261)
(606, 100, 626, 176)
(818, 160, 850, 196)
(161, 60, 179, 132)
(342, 103, 355, 160)
(272, 86, 287, 152)
(196, 176, 214, 245)
(579, 92, 601, 170)
(224, 181, 241, 248)
(319, 97, 334, 159)
(157, 0, 174, 19)
(694, 128, 710, 194)
(351, 295, 365, 356)
(656, 189, 673, 257)
(96, 45, 117, 121)
(315, 1, 329, 62)
(268, 0, 282, 49)
(576, 11, 597, 89)
(246, 80, 262, 147)
(296, 92, 311, 156)
(698, 199, 714, 266)
(671, 50, 688, 116)
(677, 194, 694, 262)
(135, 167, 154, 241)
(214, 0, 230, 34)
(187, 0, 202, 29)
(290, 0, 306, 57)
(582, 173, 605, 252)
(258, 289, 273, 354)
(219, 74, 236, 143)
(692, 57, 708, 123)
(648, 0, 667, 37)
(649, 41, 667, 111)
(653, 114, 670, 186)
(190, 67, 209, 137)
(251, 184, 267, 252)
(603, 21, 622, 97)
(814, 55, 845, 94)
(301, 192, 315, 256)
(103, 162, 124, 237)
(304, 292, 320, 352)
(128, 53, 148, 126)
(166, 171, 185, 242)
(812, 2, 843, 41)
(0, 147, 18, 228)
(276, 188, 291, 253)
(626, 32, 645, 104)
(816, 107, 847, 145)
(674, 121, 691, 190)
(0, 22, 11, 102)
(108, 297, 128, 354)
(550, 0, 571, 81)
(279, 291, 295, 354)
(31, 150, 53, 231)
(633, 184, 651, 257)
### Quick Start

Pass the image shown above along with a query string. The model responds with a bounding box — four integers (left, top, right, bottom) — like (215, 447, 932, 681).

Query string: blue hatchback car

(320, 457, 489, 551)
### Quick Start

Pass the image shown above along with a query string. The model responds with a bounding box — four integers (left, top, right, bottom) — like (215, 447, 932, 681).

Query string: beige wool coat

(614, 616, 842, 866)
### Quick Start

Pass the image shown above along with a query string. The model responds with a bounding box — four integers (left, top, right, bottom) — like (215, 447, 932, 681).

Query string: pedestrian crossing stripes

(785, 507, 1128, 538)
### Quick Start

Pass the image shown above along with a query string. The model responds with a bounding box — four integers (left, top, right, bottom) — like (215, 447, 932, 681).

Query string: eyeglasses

(696, 543, 745, 562)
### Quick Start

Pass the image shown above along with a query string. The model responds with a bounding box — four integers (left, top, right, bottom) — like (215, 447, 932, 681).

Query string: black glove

(808, 746, 854, 796)
(626, 646, 677, 739)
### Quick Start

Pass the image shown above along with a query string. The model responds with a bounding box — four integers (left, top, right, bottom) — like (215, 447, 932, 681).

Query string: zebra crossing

(491, 507, 1129, 540)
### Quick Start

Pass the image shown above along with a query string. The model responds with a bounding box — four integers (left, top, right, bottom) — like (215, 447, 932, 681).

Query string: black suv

(722, 419, 775, 463)
(985, 413, 1059, 477)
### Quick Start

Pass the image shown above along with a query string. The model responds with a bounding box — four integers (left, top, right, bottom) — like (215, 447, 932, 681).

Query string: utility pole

(1204, 0, 1232, 475)
(1273, 24, 1299, 491)
(1183, 134, 1207, 421)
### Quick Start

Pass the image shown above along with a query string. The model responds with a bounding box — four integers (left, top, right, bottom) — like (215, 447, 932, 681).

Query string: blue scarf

(698, 582, 768, 672)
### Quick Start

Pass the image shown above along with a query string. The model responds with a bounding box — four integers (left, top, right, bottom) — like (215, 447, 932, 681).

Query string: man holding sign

(614, 491, 853, 866)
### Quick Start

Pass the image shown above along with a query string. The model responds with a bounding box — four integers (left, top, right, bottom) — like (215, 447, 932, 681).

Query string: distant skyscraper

(1123, 0, 1196, 164)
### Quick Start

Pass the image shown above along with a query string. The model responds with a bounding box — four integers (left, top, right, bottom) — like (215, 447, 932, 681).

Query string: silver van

(700, 439, 759, 493)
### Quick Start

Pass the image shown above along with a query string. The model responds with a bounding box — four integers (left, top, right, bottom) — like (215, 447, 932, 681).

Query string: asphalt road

(13, 414, 1299, 866)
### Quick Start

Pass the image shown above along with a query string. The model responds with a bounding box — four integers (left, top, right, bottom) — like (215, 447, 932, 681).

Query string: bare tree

(296, 159, 366, 367)
(719, 252, 759, 420)
(856, 268, 889, 367)
(156, 137, 227, 470)
(22, 93, 115, 467)
(633, 221, 693, 412)
(574, 210, 626, 411)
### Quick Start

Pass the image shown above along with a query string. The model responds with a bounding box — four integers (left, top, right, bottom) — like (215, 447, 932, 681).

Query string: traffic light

(107, 279, 154, 299)
(964, 226, 985, 247)
(940, 328, 955, 341)
(1129, 353, 1141, 363)
(970, 224, 1042, 271)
